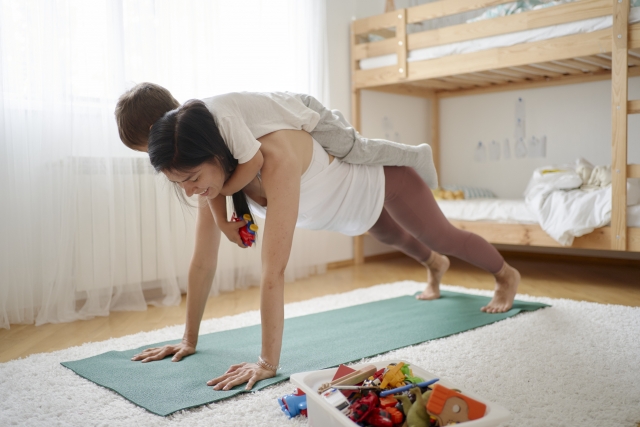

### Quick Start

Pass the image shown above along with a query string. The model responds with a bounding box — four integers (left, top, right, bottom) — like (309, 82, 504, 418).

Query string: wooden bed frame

(350, 0, 640, 263)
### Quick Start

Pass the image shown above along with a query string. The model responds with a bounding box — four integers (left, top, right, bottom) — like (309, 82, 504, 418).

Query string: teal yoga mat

(62, 291, 548, 416)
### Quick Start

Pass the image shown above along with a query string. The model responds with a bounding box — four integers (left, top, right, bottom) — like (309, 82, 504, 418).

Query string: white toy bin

(290, 359, 511, 427)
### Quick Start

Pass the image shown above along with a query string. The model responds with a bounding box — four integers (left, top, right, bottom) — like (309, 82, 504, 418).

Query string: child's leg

(381, 166, 520, 313)
(299, 94, 438, 189)
(368, 208, 450, 299)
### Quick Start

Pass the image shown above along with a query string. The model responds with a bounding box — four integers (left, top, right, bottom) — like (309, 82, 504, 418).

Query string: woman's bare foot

(481, 262, 520, 313)
(416, 252, 450, 300)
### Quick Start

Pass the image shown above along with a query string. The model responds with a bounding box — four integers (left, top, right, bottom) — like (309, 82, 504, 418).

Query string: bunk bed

(350, 0, 640, 263)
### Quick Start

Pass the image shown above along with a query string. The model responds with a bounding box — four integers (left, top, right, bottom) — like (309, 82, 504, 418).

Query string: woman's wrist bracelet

(257, 355, 279, 372)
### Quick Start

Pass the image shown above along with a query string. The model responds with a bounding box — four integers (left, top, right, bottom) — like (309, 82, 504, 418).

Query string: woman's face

(163, 160, 226, 200)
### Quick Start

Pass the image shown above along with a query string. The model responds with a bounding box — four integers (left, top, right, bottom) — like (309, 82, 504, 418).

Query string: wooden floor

(1, 253, 639, 363)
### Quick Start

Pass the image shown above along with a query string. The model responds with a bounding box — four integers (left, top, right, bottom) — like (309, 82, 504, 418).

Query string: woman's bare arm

(132, 199, 220, 362)
(207, 131, 303, 391)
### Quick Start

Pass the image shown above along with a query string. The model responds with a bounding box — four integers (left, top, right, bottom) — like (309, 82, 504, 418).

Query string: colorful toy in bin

(278, 388, 307, 418)
(321, 388, 350, 415)
(426, 384, 487, 425)
(232, 213, 258, 247)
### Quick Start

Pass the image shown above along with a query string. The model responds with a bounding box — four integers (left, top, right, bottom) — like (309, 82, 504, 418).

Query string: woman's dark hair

(148, 99, 252, 220)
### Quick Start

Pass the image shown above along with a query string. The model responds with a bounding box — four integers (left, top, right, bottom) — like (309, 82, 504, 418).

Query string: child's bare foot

(416, 252, 449, 300)
(481, 262, 520, 313)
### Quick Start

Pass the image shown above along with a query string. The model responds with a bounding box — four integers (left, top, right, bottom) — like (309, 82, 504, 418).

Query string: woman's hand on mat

(130, 341, 196, 363)
(207, 362, 275, 391)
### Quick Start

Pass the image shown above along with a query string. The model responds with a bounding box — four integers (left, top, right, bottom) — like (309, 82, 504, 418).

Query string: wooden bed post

(611, 0, 630, 251)
(351, 17, 365, 265)
(431, 93, 441, 177)
(352, 89, 365, 265)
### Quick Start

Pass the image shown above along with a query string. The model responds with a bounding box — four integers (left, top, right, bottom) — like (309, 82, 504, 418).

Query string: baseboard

(328, 248, 640, 269)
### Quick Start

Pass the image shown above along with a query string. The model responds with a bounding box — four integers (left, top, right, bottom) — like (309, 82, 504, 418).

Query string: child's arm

(208, 195, 248, 248)
(220, 150, 263, 196)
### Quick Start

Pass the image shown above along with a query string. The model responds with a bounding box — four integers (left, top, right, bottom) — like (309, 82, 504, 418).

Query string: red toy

(364, 407, 394, 427)
(349, 392, 379, 423)
(232, 213, 258, 247)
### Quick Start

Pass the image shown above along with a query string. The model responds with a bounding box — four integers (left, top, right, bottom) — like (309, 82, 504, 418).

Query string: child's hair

(148, 99, 253, 220)
(115, 82, 180, 150)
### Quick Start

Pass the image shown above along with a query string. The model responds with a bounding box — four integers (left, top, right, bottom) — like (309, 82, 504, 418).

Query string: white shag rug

(2, 281, 639, 427)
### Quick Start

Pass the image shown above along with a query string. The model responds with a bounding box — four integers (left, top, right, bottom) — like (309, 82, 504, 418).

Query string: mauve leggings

(368, 166, 505, 274)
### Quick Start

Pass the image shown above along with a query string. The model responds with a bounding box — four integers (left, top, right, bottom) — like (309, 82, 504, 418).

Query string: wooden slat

(555, 58, 603, 72)
(448, 221, 608, 248)
(511, 65, 563, 78)
(437, 66, 640, 98)
(439, 76, 488, 87)
(490, 68, 540, 80)
(449, 222, 640, 251)
(407, 0, 522, 23)
(410, 79, 465, 91)
(480, 70, 529, 83)
(370, 83, 436, 98)
(408, 0, 610, 50)
(532, 62, 583, 75)
(628, 99, 640, 114)
(451, 74, 499, 86)
(611, 0, 629, 251)
(472, 72, 517, 83)
(575, 55, 612, 69)
(406, 29, 612, 83)
(353, 38, 397, 61)
(626, 55, 640, 66)
(628, 164, 640, 178)
(354, 65, 404, 87)
(353, 11, 399, 35)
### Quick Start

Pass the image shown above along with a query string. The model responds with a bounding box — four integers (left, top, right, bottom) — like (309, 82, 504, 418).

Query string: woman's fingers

(213, 371, 251, 391)
(141, 348, 171, 363)
(132, 345, 178, 362)
(245, 373, 260, 390)
(208, 363, 275, 391)
(131, 348, 160, 361)
(131, 347, 162, 360)
(172, 348, 189, 362)
(225, 362, 247, 374)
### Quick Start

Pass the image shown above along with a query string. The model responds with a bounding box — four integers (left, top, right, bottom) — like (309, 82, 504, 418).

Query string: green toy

(400, 364, 424, 384)
(395, 387, 433, 427)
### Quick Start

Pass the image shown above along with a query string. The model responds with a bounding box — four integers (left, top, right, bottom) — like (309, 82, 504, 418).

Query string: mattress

(359, 7, 640, 70)
(437, 199, 640, 227)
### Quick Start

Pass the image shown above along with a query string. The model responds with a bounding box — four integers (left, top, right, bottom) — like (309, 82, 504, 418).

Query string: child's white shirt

(201, 92, 320, 164)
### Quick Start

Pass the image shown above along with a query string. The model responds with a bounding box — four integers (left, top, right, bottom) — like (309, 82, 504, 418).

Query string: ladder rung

(629, 164, 640, 178)
(628, 99, 640, 114)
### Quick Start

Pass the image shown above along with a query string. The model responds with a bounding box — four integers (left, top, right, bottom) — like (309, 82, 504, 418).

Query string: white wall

(440, 79, 640, 198)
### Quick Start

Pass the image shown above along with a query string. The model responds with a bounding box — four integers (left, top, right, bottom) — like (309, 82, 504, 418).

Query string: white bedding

(437, 199, 640, 226)
(360, 8, 640, 71)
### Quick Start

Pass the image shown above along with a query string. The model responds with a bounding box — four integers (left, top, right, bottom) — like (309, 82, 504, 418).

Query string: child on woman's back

(115, 83, 439, 245)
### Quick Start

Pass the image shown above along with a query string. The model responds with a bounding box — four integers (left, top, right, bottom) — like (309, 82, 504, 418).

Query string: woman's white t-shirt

(247, 138, 385, 236)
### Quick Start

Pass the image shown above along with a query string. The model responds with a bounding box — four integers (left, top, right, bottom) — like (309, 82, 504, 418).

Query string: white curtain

(0, 0, 332, 329)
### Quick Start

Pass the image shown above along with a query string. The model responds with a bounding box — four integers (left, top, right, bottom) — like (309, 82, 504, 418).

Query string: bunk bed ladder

(612, 0, 640, 251)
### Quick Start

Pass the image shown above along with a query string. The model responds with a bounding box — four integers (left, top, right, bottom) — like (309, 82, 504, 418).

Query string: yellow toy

(380, 362, 406, 389)
(431, 188, 464, 200)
